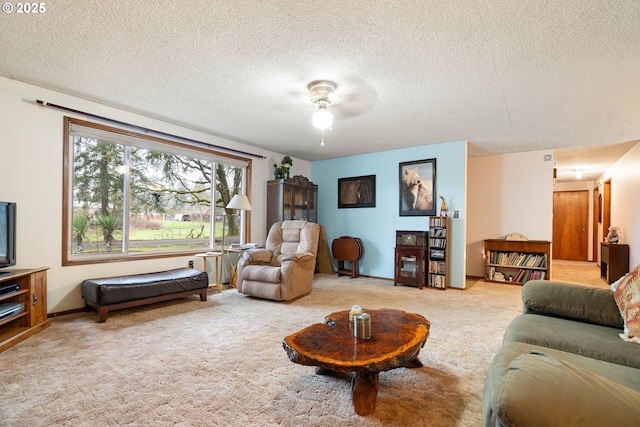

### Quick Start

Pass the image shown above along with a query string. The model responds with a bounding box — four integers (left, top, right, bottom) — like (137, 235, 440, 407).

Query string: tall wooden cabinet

(0, 267, 50, 353)
(267, 175, 318, 232)
(484, 240, 550, 284)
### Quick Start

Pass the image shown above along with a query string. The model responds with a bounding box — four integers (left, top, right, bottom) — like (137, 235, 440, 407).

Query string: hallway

(550, 259, 608, 288)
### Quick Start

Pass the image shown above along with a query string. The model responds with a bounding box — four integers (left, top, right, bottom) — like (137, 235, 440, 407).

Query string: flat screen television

(0, 202, 16, 272)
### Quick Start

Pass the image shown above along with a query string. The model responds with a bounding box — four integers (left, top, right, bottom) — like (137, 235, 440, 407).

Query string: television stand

(0, 268, 50, 353)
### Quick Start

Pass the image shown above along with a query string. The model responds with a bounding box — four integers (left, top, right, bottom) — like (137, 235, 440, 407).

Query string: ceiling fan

(308, 80, 338, 132)
(267, 76, 378, 145)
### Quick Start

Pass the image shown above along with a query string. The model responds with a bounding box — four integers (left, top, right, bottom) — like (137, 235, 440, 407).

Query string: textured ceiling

(1, 1, 639, 180)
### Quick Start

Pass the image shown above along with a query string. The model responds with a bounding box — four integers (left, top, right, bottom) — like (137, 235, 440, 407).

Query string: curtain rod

(35, 100, 266, 159)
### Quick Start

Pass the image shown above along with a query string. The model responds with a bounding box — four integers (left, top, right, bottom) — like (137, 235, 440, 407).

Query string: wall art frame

(338, 174, 376, 208)
(399, 158, 436, 216)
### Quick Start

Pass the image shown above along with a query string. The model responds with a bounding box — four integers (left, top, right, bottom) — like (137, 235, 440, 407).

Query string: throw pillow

(611, 264, 640, 344)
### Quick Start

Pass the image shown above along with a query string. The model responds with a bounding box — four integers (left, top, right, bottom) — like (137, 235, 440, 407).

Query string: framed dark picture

(399, 159, 436, 216)
(338, 175, 376, 208)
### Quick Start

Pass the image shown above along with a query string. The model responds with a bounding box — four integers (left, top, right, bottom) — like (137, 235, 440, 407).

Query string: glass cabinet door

(283, 184, 292, 221)
(308, 189, 317, 223)
(292, 186, 305, 220)
(399, 254, 418, 278)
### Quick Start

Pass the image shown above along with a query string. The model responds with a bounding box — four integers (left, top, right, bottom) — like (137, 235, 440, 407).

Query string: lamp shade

(226, 194, 252, 211)
(312, 106, 333, 130)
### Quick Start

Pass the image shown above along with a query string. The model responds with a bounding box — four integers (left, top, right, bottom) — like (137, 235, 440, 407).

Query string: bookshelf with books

(427, 216, 450, 289)
(484, 239, 551, 285)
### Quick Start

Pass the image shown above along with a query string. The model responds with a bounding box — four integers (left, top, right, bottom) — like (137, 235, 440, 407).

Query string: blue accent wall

(312, 140, 467, 288)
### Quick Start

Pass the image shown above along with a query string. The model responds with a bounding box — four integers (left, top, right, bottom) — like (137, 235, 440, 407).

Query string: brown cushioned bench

(81, 268, 208, 322)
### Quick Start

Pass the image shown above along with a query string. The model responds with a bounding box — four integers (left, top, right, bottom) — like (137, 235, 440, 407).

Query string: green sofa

(483, 280, 640, 427)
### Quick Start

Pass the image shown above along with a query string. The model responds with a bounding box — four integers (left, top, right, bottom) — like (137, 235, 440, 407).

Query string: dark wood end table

(282, 308, 430, 415)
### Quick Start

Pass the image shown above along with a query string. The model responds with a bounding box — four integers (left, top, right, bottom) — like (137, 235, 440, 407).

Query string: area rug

(0, 275, 523, 426)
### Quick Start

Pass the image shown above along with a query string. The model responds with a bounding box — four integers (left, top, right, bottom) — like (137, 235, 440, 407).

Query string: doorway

(603, 179, 612, 242)
(553, 190, 589, 261)
(592, 187, 599, 262)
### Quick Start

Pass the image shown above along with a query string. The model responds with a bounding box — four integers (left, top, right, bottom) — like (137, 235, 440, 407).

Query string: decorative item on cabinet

(273, 156, 293, 179)
(606, 226, 621, 243)
(439, 196, 448, 217)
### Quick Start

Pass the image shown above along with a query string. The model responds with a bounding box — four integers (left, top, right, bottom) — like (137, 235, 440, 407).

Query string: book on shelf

(513, 269, 525, 283)
(430, 249, 445, 259)
(488, 251, 547, 268)
(429, 228, 446, 238)
(493, 271, 506, 281)
(429, 260, 446, 274)
(429, 217, 447, 227)
(429, 238, 446, 248)
(428, 274, 446, 288)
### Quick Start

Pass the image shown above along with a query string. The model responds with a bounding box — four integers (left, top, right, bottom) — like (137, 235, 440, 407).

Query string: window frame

(62, 117, 252, 266)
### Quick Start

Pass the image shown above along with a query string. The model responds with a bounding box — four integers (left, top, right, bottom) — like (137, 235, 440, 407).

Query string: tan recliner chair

(237, 220, 320, 301)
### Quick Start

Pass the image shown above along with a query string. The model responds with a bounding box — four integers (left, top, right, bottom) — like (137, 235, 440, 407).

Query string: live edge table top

(282, 308, 431, 415)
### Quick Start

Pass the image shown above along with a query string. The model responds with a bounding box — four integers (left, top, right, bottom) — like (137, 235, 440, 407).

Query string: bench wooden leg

(98, 307, 108, 323)
(200, 288, 207, 301)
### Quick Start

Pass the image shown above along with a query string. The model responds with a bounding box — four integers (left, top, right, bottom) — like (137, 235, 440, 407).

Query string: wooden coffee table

(282, 308, 430, 415)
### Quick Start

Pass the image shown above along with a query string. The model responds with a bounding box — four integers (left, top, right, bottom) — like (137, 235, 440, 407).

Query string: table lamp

(222, 194, 252, 249)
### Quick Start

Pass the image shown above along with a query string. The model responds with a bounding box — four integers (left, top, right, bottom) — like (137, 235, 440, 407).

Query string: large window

(63, 118, 251, 265)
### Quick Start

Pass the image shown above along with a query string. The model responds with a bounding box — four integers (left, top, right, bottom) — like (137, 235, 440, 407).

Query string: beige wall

(599, 141, 640, 267)
(0, 77, 310, 312)
(466, 150, 554, 278)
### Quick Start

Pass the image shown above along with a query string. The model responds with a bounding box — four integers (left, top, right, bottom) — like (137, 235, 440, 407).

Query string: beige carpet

(0, 275, 526, 426)
(551, 259, 609, 288)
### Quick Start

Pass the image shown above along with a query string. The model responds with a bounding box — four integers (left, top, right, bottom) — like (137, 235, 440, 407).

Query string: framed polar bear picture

(399, 158, 436, 216)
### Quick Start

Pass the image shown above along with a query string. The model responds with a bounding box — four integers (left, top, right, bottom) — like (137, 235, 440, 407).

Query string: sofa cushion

(242, 265, 281, 283)
(265, 220, 320, 258)
(503, 313, 640, 368)
(488, 350, 640, 427)
(612, 264, 640, 343)
(240, 280, 281, 300)
(522, 280, 623, 328)
(243, 249, 273, 264)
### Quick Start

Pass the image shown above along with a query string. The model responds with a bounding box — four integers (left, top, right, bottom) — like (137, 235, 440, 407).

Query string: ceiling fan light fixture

(308, 80, 337, 131)
(312, 103, 333, 130)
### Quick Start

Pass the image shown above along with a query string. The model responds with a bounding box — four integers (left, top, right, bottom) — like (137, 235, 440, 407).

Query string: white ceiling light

(312, 100, 333, 130)
(308, 80, 336, 132)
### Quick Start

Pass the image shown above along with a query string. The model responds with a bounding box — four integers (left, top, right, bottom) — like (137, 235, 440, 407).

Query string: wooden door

(592, 187, 598, 262)
(553, 191, 589, 261)
(603, 179, 612, 242)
